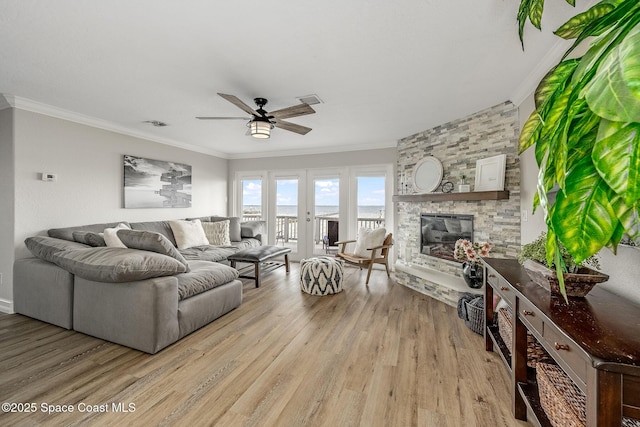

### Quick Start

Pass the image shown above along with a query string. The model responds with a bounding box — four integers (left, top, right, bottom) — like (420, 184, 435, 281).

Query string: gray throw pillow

(25, 236, 91, 263)
(117, 229, 190, 272)
(72, 231, 107, 247)
(51, 247, 187, 283)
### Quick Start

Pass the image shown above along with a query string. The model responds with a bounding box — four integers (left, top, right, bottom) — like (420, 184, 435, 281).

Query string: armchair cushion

(354, 228, 386, 258)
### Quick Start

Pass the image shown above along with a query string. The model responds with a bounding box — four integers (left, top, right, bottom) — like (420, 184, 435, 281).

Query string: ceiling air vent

(296, 94, 323, 106)
(143, 120, 168, 127)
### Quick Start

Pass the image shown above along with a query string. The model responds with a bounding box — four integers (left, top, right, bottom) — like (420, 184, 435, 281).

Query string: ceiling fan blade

(217, 93, 259, 116)
(196, 116, 248, 120)
(269, 103, 315, 120)
(274, 119, 312, 135)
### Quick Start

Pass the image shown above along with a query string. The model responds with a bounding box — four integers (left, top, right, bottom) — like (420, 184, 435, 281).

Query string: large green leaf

(519, 112, 542, 154)
(564, 0, 640, 60)
(551, 157, 617, 263)
(616, 201, 640, 242)
(567, 121, 598, 171)
(585, 22, 640, 122)
(535, 59, 579, 109)
(529, 0, 545, 30)
(518, 0, 534, 47)
(554, 3, 615, 39)
(539, 84, 575, 189)
(593, 120, 640, 205)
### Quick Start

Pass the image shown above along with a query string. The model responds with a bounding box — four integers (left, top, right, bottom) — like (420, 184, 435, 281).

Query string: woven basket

(537, 362, 640, 427)
(464, 300, 484, 335)
(497, 307, 554, 368)
(537, 362, 586, 427)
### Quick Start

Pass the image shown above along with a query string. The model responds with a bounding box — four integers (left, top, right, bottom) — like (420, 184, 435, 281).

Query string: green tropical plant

(517, 232, 600, 273)
(517, 0, 640, 298)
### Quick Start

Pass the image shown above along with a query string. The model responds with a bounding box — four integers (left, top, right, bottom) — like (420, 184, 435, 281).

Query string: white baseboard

(0, 298, 14, 314)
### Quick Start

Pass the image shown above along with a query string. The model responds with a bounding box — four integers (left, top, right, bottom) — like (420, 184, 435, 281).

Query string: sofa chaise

(13, 216, 265, 354)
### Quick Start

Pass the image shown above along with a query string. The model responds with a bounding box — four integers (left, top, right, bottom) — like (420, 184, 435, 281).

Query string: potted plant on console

(518, 232, 608, 297)
(516, 0, 640, 299)
(454, 239, 492, 289)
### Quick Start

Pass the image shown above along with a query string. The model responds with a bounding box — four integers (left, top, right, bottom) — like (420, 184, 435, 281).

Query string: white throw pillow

(103, 223, 131, 248)
(169, 219, 210, 250)
(354, 227, 386, 258)
(201, 220, 231, 246)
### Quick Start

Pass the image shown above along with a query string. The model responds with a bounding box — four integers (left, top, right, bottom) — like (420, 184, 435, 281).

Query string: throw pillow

(201, 220, 231, 246)
(354, 228, 386, 258)
(117, 229, 190, 272)
(24, 236, 91, 263)
(72, 231, 107, 247)
(211, 216, 242, 242)
(169, 219, 210, 250)
(51, 247, 187, 283)
(103, 223, 131, 248)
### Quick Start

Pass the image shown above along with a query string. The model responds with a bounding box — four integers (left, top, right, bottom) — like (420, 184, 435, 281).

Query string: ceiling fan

(196, 93, 315, 139)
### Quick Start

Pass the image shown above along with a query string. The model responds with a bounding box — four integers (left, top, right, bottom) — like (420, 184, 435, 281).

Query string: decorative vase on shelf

(462, 261, 483, 289)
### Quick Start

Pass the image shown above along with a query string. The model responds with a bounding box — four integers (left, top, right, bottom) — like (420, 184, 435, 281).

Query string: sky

(242, 176, 385, 206)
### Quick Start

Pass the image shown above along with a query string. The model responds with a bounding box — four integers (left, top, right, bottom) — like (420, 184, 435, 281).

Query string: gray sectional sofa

(13, 216, 265, 354)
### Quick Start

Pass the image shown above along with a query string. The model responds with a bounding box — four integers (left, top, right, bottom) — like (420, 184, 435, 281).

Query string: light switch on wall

(522, 209, 528, 222)
(41, 173, 58, 182)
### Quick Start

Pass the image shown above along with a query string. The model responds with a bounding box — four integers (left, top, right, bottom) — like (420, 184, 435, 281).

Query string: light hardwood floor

(0, 264, 528, 427)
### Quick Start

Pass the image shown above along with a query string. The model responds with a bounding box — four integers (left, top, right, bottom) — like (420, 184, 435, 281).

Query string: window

(241, 179, 263, 221)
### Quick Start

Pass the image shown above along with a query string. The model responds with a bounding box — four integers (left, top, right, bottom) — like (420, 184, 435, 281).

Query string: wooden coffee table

(227, 246, 291, 288)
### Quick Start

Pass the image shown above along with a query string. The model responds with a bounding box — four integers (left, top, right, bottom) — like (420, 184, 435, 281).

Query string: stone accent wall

(396, 102, 521, 299)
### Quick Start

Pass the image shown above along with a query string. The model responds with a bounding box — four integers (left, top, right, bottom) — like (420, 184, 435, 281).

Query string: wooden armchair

(335, 233, 393, 284)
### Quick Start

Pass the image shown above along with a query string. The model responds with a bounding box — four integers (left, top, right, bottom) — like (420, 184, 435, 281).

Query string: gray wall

(228, 148, 396, 172)
(0, 108, 15, 312)
(4, 109, 228, 311)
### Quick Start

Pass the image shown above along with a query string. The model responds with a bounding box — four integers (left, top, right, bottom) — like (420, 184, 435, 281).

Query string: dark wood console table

(483, 258, 640, 426)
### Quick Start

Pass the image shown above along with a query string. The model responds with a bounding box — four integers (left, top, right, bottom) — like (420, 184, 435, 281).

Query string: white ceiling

(0, 0, 591, 159)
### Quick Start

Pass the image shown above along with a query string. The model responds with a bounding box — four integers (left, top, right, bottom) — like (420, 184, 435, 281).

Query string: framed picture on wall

(474, 154, 506, 191)
(123, 155, 192, 208)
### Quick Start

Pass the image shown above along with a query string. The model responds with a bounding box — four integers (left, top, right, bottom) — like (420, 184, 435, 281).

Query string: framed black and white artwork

(123, 155, 192, 208)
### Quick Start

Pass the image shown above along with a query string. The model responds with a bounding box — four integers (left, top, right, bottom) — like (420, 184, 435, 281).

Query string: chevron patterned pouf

(300, 256, 344, 295)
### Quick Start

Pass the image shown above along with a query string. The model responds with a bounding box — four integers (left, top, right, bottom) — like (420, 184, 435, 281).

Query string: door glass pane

(357, 176, 385, 230)
(276, 179, 298, 251)
(241, 179, 262, 221)
(314, 178, 339, 254)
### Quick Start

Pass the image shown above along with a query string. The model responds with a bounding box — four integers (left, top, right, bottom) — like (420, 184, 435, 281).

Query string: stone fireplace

(394, 102, 521, 307)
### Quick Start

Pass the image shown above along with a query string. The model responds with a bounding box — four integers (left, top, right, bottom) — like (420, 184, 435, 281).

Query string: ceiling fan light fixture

(250, 118, 272, 139)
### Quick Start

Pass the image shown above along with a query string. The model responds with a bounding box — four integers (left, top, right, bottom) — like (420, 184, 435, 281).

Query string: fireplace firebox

(420, 213, 473, 261)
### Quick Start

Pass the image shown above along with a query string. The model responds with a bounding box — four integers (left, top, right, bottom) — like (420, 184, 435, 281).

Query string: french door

(266, 169, 345, 261)
(239, 165, 391, 262)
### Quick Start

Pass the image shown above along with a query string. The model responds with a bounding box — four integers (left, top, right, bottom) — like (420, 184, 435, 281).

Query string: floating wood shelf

(392, 190, 509, 203)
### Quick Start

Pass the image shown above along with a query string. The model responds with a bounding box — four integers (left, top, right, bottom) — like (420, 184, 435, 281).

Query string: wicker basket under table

(497, 307, 554, 368)
(464, 299, 485, 335)
(537, 362, 640, 427)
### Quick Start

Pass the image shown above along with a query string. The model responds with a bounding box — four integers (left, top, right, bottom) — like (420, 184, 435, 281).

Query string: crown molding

(4, 94, 230, 159)
(509, 39, 571, 107)
(0, 94, 14, 110)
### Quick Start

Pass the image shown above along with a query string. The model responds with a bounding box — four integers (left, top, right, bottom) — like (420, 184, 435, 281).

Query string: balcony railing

(242, 214, 385, 244)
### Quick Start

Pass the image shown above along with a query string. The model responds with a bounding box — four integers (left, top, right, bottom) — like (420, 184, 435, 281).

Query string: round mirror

(413, 156, 443, 193)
